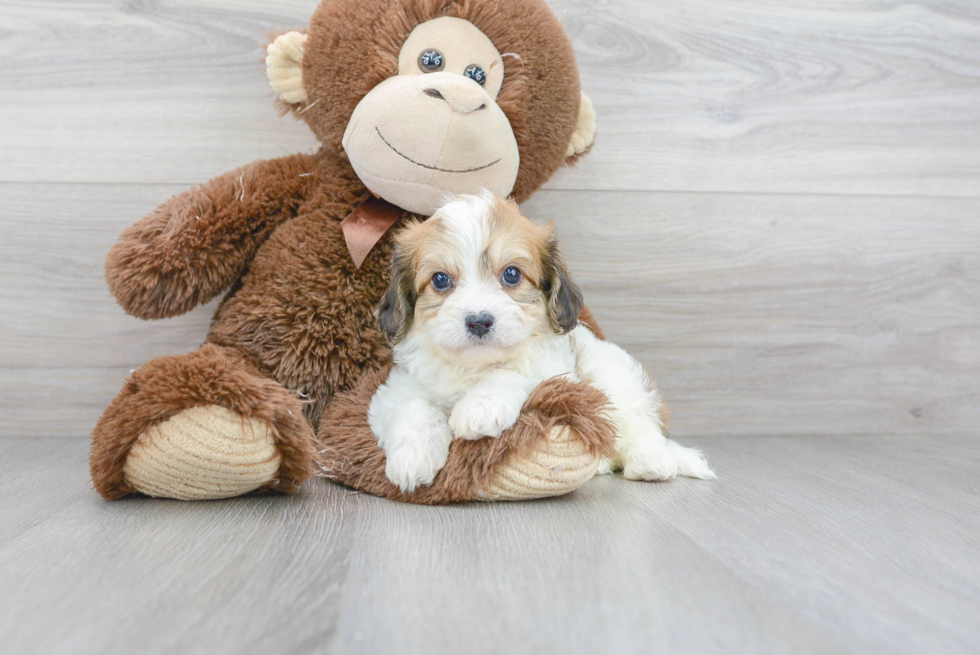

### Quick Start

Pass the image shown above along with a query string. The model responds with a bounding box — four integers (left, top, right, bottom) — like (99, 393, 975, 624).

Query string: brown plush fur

(90, 344, 314, 500)
(91, 0, 602, 502)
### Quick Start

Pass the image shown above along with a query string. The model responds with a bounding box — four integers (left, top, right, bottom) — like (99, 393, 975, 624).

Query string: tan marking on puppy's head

(477, 197, 553, 338)
(480, 197, 547, 285)
(483, 196, 584, 336)
(377, 214, 463, 345)
(407, 217, 459, 330)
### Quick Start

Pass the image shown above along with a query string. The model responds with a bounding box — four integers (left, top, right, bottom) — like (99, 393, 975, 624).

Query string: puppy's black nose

(465, 312, 494, 338)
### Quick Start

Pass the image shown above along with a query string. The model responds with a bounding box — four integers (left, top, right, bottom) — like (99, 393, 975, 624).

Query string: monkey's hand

(105, 154, 319, 319)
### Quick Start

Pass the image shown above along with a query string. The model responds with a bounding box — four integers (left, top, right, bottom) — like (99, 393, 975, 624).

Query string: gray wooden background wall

(1, 0, 978, 440)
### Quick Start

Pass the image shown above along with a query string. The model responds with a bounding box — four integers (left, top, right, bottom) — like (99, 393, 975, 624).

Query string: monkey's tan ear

(266, 31, 308, 104)
(565, 93, 596, 159)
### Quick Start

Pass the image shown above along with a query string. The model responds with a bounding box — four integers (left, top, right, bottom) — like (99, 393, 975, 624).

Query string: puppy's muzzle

(465, 312, 494, 338)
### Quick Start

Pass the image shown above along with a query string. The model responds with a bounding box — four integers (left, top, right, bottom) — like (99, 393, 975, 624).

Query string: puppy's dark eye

(418, 49, 444, 73)
(501, 267, 522, 286)
(431, 272, 453, 291)
(463, 64, 486, 86)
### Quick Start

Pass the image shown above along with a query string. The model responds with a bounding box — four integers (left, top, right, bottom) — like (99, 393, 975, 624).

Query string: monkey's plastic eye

(501, 267, 522, 286)
(431, 272, 453, 291)
(463, 64, 487, 86)
(418, 49, 445, 73)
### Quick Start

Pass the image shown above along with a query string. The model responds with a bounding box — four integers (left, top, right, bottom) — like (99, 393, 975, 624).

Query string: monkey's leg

(90, 344, 314, 500)
(316, 369, 617, 504)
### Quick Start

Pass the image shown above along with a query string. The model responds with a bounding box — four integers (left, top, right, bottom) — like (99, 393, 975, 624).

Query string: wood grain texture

(524, 190, 980, 439)
(561, 0, 980, 196)
(1, 436, 978, 654)
(1, 0, 978, 439)
(3, 183, 978, 439)
(0, 1, 977, 196)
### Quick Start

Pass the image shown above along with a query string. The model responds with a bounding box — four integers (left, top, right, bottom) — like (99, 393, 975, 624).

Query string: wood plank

(0, 438, 91, 546)
(0, 439, 355, 655)
(326, 480, 853, 655)
(0, 0, 319, 185)
(3, 183, 978, 438)
(1, 436, 978, 653)
(524, 189, 980, 440)
(0, 367, 148, 439)
(561, 0, 980, 197)
(0, 182, 214, 371)
(0, 1, 977, 196)
(626, 434, 980, 654)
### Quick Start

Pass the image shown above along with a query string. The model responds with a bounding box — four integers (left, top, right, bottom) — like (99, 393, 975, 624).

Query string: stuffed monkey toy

(90, 0, 616, 504)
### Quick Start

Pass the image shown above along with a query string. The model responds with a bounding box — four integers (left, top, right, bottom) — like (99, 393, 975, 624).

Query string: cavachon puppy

(368, 192, 716, 492)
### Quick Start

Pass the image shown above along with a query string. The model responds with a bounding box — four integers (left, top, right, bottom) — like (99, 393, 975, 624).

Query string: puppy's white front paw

(384, 442, 448, 493)
(623, 446, 679, 482)
(449, 394, 521, 440)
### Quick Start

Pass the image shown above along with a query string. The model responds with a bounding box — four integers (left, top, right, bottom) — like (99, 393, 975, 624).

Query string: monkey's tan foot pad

(476, 425, 601, 501)
(122, 405, 281, 500)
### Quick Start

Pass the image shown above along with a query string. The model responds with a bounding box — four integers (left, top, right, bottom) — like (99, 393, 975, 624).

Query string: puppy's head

(377, 191, 582, 359)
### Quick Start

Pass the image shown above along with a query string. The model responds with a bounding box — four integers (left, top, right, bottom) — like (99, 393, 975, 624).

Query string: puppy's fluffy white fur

(369, 191, 715, 492)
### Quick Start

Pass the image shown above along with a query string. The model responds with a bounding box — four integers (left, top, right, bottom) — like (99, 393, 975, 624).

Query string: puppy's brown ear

(542, 237, 583, 334)
(376, 251, 417, 344)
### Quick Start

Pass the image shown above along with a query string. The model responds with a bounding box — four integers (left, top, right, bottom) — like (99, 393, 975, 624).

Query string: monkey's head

(266, 0, 595, 215)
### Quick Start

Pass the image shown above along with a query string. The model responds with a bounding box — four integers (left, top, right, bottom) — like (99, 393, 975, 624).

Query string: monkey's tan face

(341, 17, 520, 216)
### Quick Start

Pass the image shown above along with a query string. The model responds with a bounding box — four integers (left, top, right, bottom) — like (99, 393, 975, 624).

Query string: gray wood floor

(1, 0, 979, 653)
(2, 436, 979, 654)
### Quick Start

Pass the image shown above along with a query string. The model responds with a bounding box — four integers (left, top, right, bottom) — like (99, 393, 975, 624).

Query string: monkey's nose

(420, 74, 490, 114)
(465, 312, 495, 338)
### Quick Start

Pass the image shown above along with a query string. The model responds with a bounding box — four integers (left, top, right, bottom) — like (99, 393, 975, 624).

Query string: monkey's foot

(478, 425, 602, 501)
(318, 370, 616, 504)
(123, 405, 282, 500)
(90, 345, 315, 500)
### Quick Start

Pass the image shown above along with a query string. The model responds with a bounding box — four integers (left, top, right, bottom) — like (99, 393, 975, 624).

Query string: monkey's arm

(106, 154, 319, 319)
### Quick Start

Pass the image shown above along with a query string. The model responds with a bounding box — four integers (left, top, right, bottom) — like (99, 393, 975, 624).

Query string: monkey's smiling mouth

(375, 127, 500, 173)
